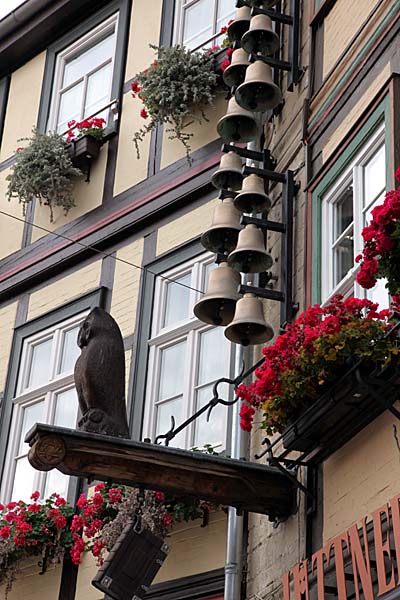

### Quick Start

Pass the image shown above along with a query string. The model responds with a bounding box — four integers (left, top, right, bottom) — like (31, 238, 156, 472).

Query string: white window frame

(0, 311, 88, 503)
(321, 125, 387, 304)
(142, 253, 233, 451)
(47, 13, 119, 133)
(173, 0, 235, 49)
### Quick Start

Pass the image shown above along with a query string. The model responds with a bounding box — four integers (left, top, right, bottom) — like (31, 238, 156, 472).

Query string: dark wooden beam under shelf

(25, 424, 296, 520)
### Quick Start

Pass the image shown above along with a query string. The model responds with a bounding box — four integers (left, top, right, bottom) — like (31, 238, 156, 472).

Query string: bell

(225, 293, 274, 346)
(234, 174, 271, 213)
(241, 14, 280, 57)
(227, 224, 273, 273)
(235, 61, 282, 111)
(223, 48, 251, 88)
(201, 199, 242, 253)
(211, 151, 243, 191)
(193, 263, 241, 326)
(227, 6, 251, 43)
(217, 97, 259, 143)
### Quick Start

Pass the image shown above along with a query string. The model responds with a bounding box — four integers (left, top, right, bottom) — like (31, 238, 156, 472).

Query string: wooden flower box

(68, 134, 103, 174)
(281, 361, 400, 462)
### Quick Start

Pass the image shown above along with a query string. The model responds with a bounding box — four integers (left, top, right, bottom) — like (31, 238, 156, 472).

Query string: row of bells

(194, 1, 281, 344)
(215, 4, 282, 139)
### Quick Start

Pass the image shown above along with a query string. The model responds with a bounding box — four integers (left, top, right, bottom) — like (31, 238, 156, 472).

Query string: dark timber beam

(26, 424, 296, 520)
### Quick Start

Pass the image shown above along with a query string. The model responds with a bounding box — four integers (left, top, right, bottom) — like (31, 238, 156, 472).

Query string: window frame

(37, 0, 130, 134)
(131, 240, 234, 451)
(142, 253, 234, 451)
(0, 287, 106, 503)
(173, 0, 235, 50)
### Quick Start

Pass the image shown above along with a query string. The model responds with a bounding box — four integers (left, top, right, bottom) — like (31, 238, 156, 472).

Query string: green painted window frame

(311, 96, 391, 304)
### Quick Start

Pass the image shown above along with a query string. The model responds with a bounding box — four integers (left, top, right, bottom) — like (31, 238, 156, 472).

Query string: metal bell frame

(235, 0, 302, 93)
(221, 143, 299, 327)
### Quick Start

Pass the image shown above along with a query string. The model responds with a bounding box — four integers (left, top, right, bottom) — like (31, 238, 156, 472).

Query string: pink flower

(163, 514, 172, 527)
(154, 491, 165, 502)
(30, 491, 40, 501)
(396, 167, 400, 182)
(76, 494, 88, 509)
(108, 488, 122, 503)
(140, 108, 148, 119)
(55, 516, 67, 529)
(6, 502, 17, 510)
(28, 503, 41, 512)
(70, 515, 85, 532)
(94, 483, 105, 492)
(221, 58, 230, 72)
(0, 526, 10, 539)
(92, 493, 104, 507)
(55, 496, 67, 506)
(131, 81, 141, 94)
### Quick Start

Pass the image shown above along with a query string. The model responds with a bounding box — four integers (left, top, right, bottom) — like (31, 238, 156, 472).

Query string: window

(174, 0, 235, 50)
(0, 313, 87, 503)
(47, 14, 118, 133)
(321, 125, 388, 307)
(142, 254, 233, 450)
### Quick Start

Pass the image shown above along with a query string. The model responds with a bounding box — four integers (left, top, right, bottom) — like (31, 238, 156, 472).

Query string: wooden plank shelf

(25, 424, 296, 519)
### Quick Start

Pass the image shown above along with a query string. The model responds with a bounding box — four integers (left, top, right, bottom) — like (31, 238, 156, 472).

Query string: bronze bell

(211, 151, 243, 191)
(234, 174, 271, 213)
(201, 199, 242, 253)
(227, 6, 251, 43)
(217, 97, 259, 144)
(225, 293, 274, 346)
(227, 224, 273, 273)
(223, 48, 251, 88)
(235, 61, 282, 112)
(241, 14, 280, 57)
(193, 262, 241, 326)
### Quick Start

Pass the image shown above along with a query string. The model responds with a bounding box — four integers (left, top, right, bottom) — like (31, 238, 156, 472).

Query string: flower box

(281, 361, 400, 461)
(68, 134, 103, 171)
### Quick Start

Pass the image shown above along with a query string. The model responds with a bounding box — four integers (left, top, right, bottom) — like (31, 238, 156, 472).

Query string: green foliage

(6, 128, 82, 222)
(132, 45, 218, 164)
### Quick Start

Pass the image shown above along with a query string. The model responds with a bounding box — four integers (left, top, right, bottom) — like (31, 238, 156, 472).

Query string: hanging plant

(236, 295, 400, 434)
(356, 168, 400, 298)
(131, 44, 219, 164)
(6, 128, 82, 223)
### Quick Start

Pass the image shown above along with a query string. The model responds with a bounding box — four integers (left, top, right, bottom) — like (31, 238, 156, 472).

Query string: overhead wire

(0, 209, 205, 294)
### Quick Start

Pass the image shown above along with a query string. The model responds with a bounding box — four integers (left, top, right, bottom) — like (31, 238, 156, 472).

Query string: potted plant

(66, 117, 106, 172)
(6, 128, 82, 222)
(356, 168, 400, 300)
(131, 44, 220, 164)
(237, 295, 400, 459)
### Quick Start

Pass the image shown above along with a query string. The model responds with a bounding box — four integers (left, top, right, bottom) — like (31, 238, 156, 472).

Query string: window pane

(84, 62, 112, 118)
(54, 388, 78, 429)
(11, 457, 36, 502)
(216, 0, 235, 32)
(63, 33, 115, 87)
(198, 328, 229, 385)
(203, 261, 217, 291)
(194, 383, 227, 448)
(367, 279, 389, 310)
(159, 342, 186, 400)
(19, 401, 45, 454)
(183, 0, 213, 49)
(44, 469, 70, 500)
(27, 339, 53, 389)
(364, 145, 385, 207)
(57, 81, 84, 132)
(163, 273, 191, 328)
(156, 398, 185, 447)
(333, 227, 354, 287)
(334, 185, 353, 239)
(59, 327, 80, 375)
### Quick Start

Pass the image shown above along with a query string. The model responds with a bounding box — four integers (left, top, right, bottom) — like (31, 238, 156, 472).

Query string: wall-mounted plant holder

(68, 135, 103, 182)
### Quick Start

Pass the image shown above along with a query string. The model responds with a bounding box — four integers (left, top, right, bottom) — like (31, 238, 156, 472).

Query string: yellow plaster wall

(154, 511, 227, 583)
(110, 238, 144, 338)
(114, 93, 151, 196)
(0, 302, 18, 391)
(75, 553, 103, 599)
(0, 53, 46, 162)
(321, 63, 391, 163)
(156, 197, 219, 256)
(0, 559, 62, 600)
(124, 0, 163, 82)
(31, 143, 108, 243)
(323, 0, 381, 77)
(0, 168, 25, 259)
(323, 405, 400, 542)
(27, 261, 102, 320)
(160, 93, 227, 170)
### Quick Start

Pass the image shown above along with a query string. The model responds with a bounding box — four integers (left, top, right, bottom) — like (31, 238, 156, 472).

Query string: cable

(0, 209, 205, 294)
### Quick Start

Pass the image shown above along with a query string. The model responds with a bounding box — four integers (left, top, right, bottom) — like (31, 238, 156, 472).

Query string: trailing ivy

(6, 128, 82, 223)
